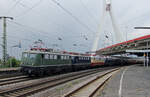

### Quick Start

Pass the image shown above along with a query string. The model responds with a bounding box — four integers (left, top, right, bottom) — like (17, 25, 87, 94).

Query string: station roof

(96, 34, 150, 55)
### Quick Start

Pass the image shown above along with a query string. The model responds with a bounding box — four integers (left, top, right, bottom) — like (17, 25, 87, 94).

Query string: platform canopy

(96, 34, 150, 55)
(126, 50, 150, 53)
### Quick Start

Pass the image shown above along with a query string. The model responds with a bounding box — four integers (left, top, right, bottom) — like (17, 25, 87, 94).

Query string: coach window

(79, 57, 81, 60)
(71, 56, 74, 60)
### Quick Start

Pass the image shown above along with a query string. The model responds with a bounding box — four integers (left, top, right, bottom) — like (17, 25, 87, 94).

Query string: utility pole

(0, 16, 13, 66)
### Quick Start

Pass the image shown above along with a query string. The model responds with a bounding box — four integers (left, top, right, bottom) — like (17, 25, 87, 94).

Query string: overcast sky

(0, 0, 150, 59)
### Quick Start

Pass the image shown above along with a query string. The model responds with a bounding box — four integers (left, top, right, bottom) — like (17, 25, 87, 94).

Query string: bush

(0, 58, 20, 68)
(8, 58, 21, 67)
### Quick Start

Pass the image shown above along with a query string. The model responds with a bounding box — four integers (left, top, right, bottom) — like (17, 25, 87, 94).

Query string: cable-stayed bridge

(92, 0, 150, 56)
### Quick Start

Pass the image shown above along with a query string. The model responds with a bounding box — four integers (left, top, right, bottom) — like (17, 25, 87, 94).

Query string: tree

(8, 57, 21, 67)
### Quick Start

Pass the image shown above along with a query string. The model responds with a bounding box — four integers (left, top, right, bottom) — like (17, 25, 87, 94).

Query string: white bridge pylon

(92, 0, 124, 52)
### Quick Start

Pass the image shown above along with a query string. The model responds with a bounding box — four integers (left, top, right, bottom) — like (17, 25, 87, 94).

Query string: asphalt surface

(99, 64, 150, 97)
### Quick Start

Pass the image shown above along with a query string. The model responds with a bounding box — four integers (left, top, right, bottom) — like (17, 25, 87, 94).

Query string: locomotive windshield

(22, 52, 36, 59)
(21, 52, 37, 65)
(29, 53, 36, 59)
(22, 53, 28, 58)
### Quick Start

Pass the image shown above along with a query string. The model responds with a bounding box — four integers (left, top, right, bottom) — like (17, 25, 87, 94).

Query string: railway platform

(100, 64, 150, 97)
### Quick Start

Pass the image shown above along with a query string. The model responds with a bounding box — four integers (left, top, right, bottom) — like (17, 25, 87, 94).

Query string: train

(20, 48, 142, 76)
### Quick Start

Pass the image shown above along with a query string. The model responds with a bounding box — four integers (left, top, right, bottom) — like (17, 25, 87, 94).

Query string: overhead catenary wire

(7, 20, 82, 49)
(7, 0, 81, 41)
(6, 21, 57, 49)
(6, 0, 91, 41)
(7, 21, 41, 40)
(5, 0, 23, 15)
(8, 19, 89, 46)
(0, 34, 31, 42)
(7, 20, 58, 39)
(11, 0, 73, 35)
(79, 0, 100, 27)
(1, 0, 95, 53)
(50, 0, 96, 33)
(15, 0, 43, 18)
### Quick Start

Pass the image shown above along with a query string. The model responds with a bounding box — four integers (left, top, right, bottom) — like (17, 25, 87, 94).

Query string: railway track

(0, 67, 118, 97)
(0, 75, 30, 86)
(0, 73, 22, 79)
(63, 68, 120, 97)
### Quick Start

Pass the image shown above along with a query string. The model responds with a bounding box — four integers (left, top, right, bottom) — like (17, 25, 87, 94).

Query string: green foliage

(0, 64, 10, 68)
(0, 58, 20, 68)
(7, 58, 21, 67)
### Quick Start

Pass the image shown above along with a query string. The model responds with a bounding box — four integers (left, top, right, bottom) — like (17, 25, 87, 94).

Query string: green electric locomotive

(21, 49, 91, 76)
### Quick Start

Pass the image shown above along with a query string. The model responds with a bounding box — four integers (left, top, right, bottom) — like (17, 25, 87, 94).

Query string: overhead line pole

(0, 16, 13, 66)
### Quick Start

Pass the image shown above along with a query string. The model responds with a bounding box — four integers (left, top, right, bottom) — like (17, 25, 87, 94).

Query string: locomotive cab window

(29, 53, 36, 59)
(22, 53, 28, 58)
